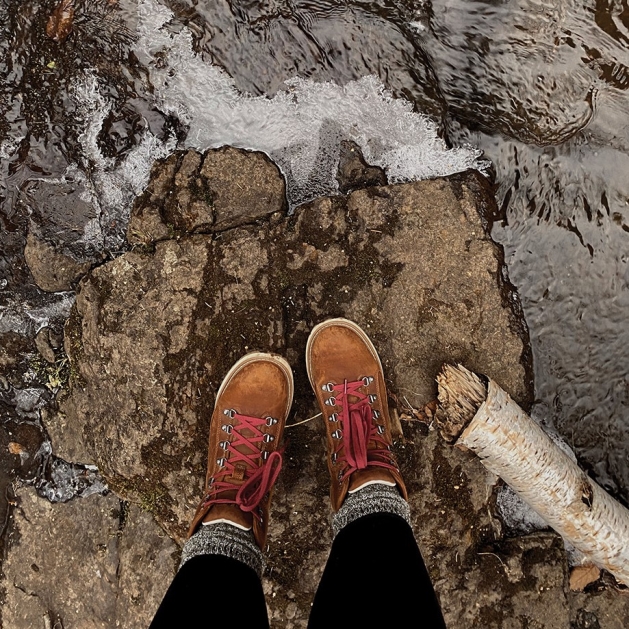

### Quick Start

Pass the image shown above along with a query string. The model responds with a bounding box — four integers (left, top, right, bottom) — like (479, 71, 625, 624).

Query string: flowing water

(1, 0, 629, 528)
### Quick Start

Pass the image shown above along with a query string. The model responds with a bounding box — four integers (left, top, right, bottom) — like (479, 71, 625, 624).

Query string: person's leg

(305, 318, 447, 628)
(150, 534, 268, 628)
(309, 506, 446, 628)
(149, 352, 293, 627)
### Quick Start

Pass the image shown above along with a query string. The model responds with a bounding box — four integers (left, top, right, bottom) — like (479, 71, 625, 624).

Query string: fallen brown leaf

(411, 407, 428, 422)
(46, 0, 75, 43)
(8, 442, 25, 455)
(570, 564, 601, 591)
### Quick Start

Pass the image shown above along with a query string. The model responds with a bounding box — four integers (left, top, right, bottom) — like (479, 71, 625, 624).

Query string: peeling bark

(437, 364, 629, 587)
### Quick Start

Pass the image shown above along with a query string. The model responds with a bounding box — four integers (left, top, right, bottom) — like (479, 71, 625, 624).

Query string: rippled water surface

(2, 0, 629, 507)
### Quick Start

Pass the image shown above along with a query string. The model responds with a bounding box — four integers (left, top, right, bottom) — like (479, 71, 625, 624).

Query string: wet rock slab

(22, 147, 626, 627)
(49, 148, 530, 540)
(24, 231, 92, 293)
(1, 487, 178, 629)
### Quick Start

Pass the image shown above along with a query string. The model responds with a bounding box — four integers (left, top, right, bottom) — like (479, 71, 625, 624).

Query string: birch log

(437, 364, 629, 586)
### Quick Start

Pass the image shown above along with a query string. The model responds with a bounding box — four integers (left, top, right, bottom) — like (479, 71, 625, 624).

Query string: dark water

(1, 0, 629, 519)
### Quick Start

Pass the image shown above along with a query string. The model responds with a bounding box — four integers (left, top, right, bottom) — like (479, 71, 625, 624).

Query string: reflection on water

(2, 0, 629, 504)
(426, 0, 629, 499)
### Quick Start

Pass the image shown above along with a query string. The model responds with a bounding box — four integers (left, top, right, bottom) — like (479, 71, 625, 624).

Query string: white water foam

(70, 71, 177, 250)
(0, 293, 75, 335)
(128, 0, 485, 209)
(74, 72, 176, 217)
(59, 0, 487, 244)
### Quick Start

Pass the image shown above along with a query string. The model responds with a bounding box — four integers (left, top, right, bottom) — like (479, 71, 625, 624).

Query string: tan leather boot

(306, 318, 407, 511)
(187, 352, 293, 549)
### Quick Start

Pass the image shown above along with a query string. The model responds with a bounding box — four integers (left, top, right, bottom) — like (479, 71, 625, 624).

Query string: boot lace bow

(202, 410, 282, 519)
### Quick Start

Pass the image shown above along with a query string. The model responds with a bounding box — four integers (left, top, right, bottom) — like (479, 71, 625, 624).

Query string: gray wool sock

(179, 523, 264, 578)
(332, 483, 412, 537)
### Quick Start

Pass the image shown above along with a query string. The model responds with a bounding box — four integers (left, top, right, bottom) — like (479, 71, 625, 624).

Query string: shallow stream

(1, 0, 629, 520)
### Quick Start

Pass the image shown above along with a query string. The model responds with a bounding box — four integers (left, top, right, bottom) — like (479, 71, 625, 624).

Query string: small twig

(399, 415, 425, 423)
(285, 412, 322, 429)
(476, 552, 509, 572)
(478, 551, 507, 569)
(403, 395, 416, 412)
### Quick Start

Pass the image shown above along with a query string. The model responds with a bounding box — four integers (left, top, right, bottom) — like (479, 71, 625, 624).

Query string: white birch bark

(439, 367, 629, 586)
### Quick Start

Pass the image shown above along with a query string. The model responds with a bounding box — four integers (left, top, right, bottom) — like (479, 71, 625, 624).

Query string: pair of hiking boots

(188, 318, 408, 548)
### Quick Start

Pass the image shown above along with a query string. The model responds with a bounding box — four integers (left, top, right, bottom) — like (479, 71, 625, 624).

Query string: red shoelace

(202, 410, 282, 518)
(328, 379, 396, 482)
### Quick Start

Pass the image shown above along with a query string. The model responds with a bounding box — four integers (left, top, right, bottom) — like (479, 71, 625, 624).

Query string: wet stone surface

(24, 230, 93, 293)
(48, 147, 531, 543)
(2, 488, 178, 629)
(2, 147, 627, 628)
(127, 145, 287, 245)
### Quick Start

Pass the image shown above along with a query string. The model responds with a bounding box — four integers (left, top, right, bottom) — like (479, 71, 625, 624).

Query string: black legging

(150, 513, 447, 628)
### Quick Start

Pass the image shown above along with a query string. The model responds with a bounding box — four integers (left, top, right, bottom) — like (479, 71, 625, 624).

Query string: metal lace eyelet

(377, 425, 385, 435)
(332, 429, 343, 439)
(331, 453, 337, 463)
(372, 410, 380, 419)
(221, 424, 233, 434)
(261, 451, 269, 460)
(223, 409, 236, 418)
(217, 457, 226, 467)
(368, 394, 377, 403)
(328, 413, 338, 422)
(322, 382, 335, 392)
(263, 434, 275, 443)
(219, 441, 229, 450)
(362, 376, 374, 386)
(338, 470, 343, 481)
(266, 416, 278, 426)
(325, 397, 337, 406)
(207, 477, 214, 486)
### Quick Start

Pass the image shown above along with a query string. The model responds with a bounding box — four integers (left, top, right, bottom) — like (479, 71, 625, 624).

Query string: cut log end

(436, 364, 487, 443)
